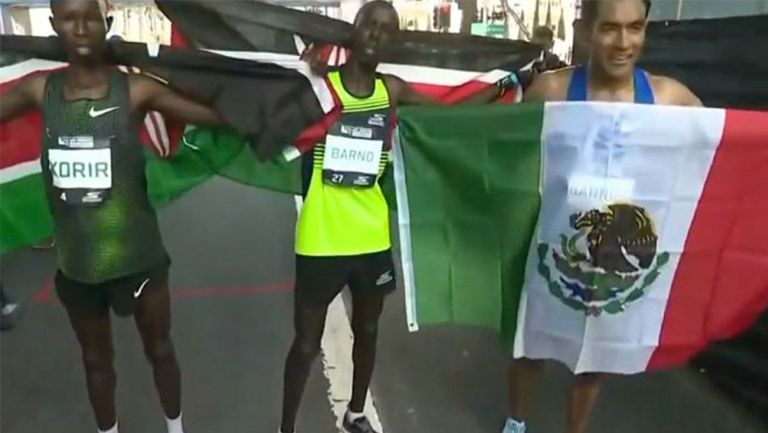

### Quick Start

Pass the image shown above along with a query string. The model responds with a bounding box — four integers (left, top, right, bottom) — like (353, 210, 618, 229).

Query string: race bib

(322, 134, 383, 188)
(567, 174, 635, 209)
(49, 136, 113, 206)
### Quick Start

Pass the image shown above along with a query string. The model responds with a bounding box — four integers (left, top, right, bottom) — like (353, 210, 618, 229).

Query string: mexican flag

(395, 102, 768, 374)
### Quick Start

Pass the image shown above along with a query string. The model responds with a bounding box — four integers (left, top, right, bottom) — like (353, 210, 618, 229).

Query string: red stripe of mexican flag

(514, 103, 768, 374)
(647, 109, 768, 369)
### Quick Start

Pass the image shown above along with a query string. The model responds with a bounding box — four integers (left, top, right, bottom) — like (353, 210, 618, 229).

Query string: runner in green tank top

(0, 1, 223, 433)
(280, 3, 518, 433)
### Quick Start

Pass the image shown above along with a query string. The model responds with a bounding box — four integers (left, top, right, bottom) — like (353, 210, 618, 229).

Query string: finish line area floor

(1, 178, 763, 433)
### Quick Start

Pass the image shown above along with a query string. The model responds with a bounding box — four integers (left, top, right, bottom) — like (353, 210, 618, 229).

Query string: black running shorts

(295, 250, 396, 306)
(55, 260, 170, 318)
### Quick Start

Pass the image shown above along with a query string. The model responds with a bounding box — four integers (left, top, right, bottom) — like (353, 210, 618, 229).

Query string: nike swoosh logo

(89, 106, 120, 118)
(134, 278, 151, 299)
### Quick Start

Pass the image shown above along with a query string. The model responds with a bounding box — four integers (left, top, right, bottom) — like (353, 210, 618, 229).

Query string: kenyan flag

(0, 0, 540, 254)
(0, 58, 252, 254)
(0, 39, 524, 254)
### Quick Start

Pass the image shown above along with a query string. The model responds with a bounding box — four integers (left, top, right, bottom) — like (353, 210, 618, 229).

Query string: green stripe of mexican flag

(394, 102, 768, 374)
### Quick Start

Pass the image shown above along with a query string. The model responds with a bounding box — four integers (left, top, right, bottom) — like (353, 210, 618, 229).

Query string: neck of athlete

(587, 61, 634, 94)
(341, 58, 377, 95)
(65, 60, 109, 92)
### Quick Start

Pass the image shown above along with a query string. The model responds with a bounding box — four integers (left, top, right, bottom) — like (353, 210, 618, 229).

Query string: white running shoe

(502, 417, 527, 433)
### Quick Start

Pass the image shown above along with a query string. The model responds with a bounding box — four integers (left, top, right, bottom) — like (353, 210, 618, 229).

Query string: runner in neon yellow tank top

(280, 3, 517, 433)
(294, 69, 393, 257)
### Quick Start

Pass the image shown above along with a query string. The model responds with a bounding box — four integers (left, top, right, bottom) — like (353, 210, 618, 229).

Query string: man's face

(588, 0, 647, 79)
(351, 5, 399, 65)
(531, 34, 553, 51)
(50, 0, 108, 61)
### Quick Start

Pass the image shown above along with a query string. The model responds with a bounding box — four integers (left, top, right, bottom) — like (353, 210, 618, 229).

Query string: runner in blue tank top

(504, 2, 700, 433)
(522, 1, 700, 107)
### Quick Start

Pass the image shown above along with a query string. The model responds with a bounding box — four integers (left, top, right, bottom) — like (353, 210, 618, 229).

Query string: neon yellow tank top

(295, 70, 392, 256)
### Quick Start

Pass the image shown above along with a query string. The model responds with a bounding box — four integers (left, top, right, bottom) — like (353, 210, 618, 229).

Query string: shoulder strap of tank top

(567, 66, 655, 103)
(110, 68, 132, 106)
(43, 70, 65, 100)
(632, 68, 655, 104)
(565, 66, 588, 101)
(41, 70, 66, 118)
(326, 69, 346, 106)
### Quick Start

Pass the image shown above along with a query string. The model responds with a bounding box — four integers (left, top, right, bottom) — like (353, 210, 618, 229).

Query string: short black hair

(582, 0, 651, 23)
(354, 0, 398, 26)
(532, 26, 554, 41)
(50, 0, 107, 14)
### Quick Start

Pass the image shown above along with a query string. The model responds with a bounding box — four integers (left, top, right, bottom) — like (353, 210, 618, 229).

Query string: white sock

(99, 423, 118, 433)
(346, 409, 365, 422)
(166, 413, 184, 433)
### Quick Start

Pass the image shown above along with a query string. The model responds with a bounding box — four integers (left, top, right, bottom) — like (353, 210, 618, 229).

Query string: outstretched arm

(522, 70, 566, 103)
(129, 74, 222, 125)
(384, 72, 519, 107)
(0, 73, 46, 122)
(383, 74, 438, 106)
(463, 72, 520, 104)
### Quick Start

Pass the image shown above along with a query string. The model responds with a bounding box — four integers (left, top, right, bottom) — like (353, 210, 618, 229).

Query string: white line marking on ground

(293, 196, 385, 433)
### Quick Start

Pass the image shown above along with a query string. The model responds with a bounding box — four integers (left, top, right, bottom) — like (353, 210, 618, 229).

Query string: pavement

(1, 177, 764, 433)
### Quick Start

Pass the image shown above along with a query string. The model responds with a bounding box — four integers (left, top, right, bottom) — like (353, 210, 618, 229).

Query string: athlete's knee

(513, 358, 545, 371)
(82, 347, 114, 372)
(143, 337, 175, 365)
(352, 319, 379, 342)
(291, 336, 321, 361)
(574, 372, 607, 386)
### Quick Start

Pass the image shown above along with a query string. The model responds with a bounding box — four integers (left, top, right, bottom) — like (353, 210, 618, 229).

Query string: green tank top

(41, 69, 168, 284)
(295, 70, 392, 256)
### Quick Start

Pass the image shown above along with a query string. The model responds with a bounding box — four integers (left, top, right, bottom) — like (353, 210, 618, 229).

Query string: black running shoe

(342, 415, 378, 433)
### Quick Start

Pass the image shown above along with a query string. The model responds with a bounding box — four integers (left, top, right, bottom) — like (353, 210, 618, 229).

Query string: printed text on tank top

(49, 134, 114, 205)
(322, 112, 387, 188)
